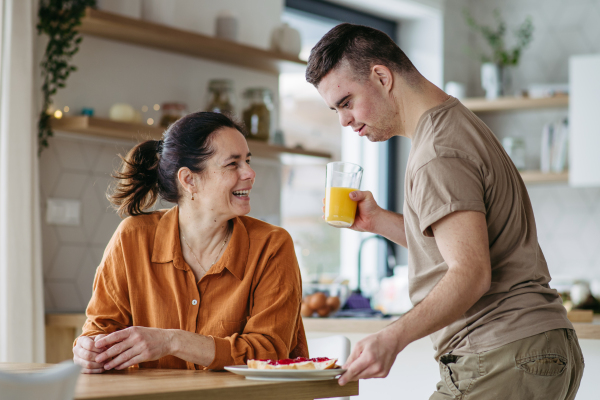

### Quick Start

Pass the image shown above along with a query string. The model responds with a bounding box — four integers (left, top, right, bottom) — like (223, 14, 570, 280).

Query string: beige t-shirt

(404, 97, 572, 360)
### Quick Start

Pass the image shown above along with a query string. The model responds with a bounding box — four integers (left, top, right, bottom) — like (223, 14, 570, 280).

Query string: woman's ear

(177, 167, 195, 196)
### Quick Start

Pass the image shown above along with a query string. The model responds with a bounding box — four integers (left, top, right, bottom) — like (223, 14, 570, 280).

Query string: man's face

(317, 64, 400, 142)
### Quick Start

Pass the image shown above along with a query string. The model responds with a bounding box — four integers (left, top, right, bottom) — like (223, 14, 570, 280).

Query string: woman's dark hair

(306, 23, 417, 87)
(108, 112, 246, 217)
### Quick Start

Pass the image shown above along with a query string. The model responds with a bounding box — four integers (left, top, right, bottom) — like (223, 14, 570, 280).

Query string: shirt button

(192, 299, 198, 305)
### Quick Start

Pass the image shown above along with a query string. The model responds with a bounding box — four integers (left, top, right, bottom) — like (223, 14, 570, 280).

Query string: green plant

(37, 0, 96, 154)
(464, 9, 534, 66)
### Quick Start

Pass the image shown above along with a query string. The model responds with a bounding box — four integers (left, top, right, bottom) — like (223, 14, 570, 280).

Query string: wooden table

(0, 364, 358, 400)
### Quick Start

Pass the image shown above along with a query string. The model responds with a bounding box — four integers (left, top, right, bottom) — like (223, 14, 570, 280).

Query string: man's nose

(339, 111, 352, 127)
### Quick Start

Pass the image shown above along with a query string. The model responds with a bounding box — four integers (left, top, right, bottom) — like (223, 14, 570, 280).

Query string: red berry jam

(266, 357, 313, 365)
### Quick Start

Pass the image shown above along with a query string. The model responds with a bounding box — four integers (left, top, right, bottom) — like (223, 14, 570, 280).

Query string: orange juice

(325, 187, 358, 227)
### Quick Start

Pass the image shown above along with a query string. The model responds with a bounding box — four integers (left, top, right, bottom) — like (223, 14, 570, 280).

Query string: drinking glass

(325, 162, 363, 228)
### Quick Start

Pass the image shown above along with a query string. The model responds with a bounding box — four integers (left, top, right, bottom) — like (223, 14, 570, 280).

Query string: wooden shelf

(78, 8, 306, 74)
(462, 95, 569, 112)
(50, 116, 331, 159)
(51, 115, 163, 141)
(520, 170, 569, 184)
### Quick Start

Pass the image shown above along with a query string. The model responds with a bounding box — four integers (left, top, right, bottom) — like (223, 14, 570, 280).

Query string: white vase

(142, 0, 175, 26)
(481, 63, 512, 99)
(270, 23, 301, 56)
(481, 63, 501, 99)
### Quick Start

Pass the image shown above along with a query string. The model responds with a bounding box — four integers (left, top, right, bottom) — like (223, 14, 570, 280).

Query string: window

(279, 0, 400, 297)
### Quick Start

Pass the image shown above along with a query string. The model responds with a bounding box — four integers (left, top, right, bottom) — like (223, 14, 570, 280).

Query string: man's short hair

(306, 23, 417, 86)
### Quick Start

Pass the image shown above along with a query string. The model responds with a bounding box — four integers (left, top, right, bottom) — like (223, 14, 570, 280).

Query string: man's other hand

(338, 328, 402, 386)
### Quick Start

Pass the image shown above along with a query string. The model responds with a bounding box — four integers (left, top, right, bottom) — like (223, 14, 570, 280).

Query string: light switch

(46, 198, 81, 226)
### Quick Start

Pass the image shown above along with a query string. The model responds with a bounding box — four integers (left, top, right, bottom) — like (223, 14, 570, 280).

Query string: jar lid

(243, 87, 273, 96)
(208, 79, 234, 90)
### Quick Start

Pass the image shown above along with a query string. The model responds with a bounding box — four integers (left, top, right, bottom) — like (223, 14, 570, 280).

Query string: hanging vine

(37, 0, 96, 154)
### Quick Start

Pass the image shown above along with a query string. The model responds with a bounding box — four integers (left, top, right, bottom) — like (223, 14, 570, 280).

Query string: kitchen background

(40, 0, 600, 314)
(445, 0, 600, 283)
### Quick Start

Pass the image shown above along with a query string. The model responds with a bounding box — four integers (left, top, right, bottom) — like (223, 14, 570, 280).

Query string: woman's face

(195, 127, 255, 219)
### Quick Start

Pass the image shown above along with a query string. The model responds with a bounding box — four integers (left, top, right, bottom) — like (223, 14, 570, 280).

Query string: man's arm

(369, 208, 407, 248)
(338, 210, 491, 385)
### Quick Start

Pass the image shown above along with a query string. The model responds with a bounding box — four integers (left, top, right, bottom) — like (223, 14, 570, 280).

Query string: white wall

(39, 0, 286, 312)
(398, 14, 444, 87)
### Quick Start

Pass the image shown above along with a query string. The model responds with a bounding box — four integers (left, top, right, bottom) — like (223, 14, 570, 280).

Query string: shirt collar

(211, 217, 248, 281)
(151, 206, 249, 280)
(151, 206, 186, 270)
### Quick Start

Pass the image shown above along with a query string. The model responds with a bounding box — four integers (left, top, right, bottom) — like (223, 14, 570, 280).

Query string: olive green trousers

(430, 329, 584, 399)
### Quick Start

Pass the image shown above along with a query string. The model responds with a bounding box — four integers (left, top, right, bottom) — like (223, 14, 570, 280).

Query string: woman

(72, 112, 308, 373)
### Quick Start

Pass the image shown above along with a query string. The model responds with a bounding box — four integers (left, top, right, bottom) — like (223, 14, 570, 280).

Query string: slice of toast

(246, 359, 269, 369)
(312, 358, 338, 370)
(247, 357, 338, 370)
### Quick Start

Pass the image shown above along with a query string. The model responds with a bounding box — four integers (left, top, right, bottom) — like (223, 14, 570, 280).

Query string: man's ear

(372, 65, 394, 92)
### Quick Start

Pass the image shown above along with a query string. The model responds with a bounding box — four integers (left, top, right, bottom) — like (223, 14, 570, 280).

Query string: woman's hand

(94, 326, 174, 370)
(323, 190, 383, 233)
(73, 334, 108, 374)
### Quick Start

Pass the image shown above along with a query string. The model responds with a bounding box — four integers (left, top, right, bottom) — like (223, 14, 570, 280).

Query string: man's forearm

(373, 209, 407, 248)
(385, 264, 489, 352)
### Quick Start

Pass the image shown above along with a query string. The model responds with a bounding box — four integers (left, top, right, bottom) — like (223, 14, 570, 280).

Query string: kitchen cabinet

(569, 54, 600, 187)
(462, 95, 569, 185)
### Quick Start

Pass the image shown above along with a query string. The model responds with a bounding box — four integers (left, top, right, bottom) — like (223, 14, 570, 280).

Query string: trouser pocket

(516, 353, 568, 376)
(439, 354, 473, 398)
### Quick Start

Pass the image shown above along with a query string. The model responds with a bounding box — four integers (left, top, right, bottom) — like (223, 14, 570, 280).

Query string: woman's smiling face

(194, 127, 255, 218)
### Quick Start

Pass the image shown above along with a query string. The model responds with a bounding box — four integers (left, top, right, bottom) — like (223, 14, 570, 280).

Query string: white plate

(224, 365, 346, 381)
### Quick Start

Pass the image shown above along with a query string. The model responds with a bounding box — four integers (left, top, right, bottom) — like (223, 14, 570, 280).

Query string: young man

(307, 23, 583, 399)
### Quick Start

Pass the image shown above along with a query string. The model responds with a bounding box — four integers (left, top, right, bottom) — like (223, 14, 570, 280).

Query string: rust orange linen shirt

(80, 206, 308, 370)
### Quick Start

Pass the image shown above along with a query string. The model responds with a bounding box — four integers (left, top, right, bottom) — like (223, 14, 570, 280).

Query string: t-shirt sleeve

(411, 156, 487, 237)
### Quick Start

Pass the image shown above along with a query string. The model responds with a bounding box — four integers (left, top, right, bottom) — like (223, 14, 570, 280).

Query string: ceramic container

(142, 0, 175, 26)
(215, 11, 238, 41)
(270, 23, 301, 56)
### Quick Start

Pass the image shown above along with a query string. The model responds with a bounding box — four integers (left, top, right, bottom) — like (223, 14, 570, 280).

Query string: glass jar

(242, 88, 273, 142)
(205, 79, 235, 115)
(159, 102, 187, 128)
(502, 137, 526, 170)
